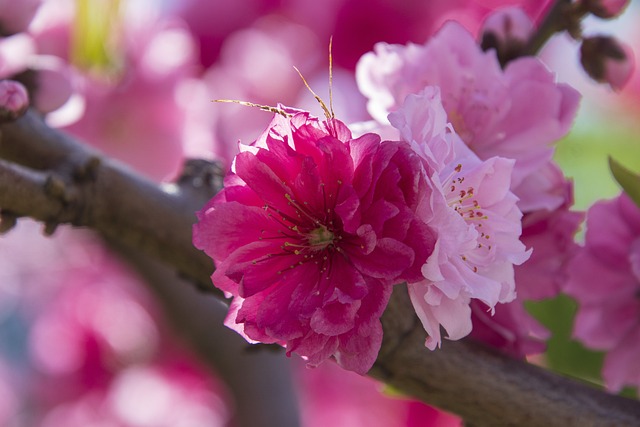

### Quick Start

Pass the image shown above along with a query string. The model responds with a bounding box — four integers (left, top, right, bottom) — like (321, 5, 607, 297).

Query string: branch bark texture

(0, 112, 639, 426)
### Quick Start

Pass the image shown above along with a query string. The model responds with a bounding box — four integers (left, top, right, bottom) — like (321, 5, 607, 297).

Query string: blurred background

(0, 0, 639, 425)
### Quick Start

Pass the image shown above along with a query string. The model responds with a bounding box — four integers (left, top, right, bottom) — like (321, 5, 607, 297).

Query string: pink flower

(389, 88, 529, 349)
(565, 193, 640, 391)
(356, 20, 579, 192)
(193, 109, 435, 374)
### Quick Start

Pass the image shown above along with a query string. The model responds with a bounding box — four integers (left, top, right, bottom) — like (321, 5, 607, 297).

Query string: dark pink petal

(193, 200, 271, 261)
(234, 150, 295, 211)
(311, 300, 361, 336)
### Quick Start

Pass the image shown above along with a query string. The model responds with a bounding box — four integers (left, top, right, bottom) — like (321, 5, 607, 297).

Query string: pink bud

(580, 36, 635, 91)
(480, 7, 534, 64)
(582, 0, 630, 19)
(0, 80, 29, 121)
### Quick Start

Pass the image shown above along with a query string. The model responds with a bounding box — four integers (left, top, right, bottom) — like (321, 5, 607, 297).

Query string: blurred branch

(1, 112, 639, 426)
(0, 110, 219, 295)
(521, 0, 587, 57)
(114, 243, 301, 427)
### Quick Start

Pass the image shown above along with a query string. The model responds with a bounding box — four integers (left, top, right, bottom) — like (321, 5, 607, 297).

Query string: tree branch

(372, 287, 640, 427)
(0, 110, 219, 294)
(0, 112, 639, 426)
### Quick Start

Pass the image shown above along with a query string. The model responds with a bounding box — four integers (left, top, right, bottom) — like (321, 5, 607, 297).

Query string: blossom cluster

(3, 0, 640, 423)
(191, 11, 589, 373)
(194, 109, 437, 373)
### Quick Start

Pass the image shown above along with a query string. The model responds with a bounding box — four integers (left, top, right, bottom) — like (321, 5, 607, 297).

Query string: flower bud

(580, 36, 635, 91)
(480, 7, 534, 65)
(0, 80, 29, 121)
(581, 0, 629, 19)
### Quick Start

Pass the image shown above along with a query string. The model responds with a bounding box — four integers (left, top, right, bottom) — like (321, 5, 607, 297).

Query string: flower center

(307, 225, 335, 250)
(444, 164, 486, 221)
(442, 163, 492, 273)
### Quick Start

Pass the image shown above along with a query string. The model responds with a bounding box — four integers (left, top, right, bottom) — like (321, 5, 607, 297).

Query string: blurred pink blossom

(296, 359, 462, 427)
(0, 219, 232, 426)
(57, 18, 198, 180)
(0, 33, 36, 76)
(565, 193, 640, 391)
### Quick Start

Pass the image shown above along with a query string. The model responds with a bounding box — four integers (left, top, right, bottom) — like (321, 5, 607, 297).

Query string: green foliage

(609, 156, 640, 208)
(555, 124, 640, 210)
(526, 296, 604, 385)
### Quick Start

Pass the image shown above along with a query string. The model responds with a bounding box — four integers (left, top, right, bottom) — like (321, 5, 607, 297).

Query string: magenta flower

(193, 110, 435, 374)
(389, 88, 529, 349)
(565, 194, 640, 391)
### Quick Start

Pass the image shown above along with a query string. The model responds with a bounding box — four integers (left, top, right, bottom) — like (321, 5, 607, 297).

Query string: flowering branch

(1, 112, 639, 426)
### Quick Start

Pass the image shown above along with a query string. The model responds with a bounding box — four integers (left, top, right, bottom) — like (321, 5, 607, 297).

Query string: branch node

(177, 158, 225, 193)
(74, 155, 101, 182)
(44, 174, 72, 203)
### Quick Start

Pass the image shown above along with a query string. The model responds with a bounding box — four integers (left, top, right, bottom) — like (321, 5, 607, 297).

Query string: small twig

(213, 99, 291, 118)
(521, 0, 588, 58)
(293, 66, 332, 120)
